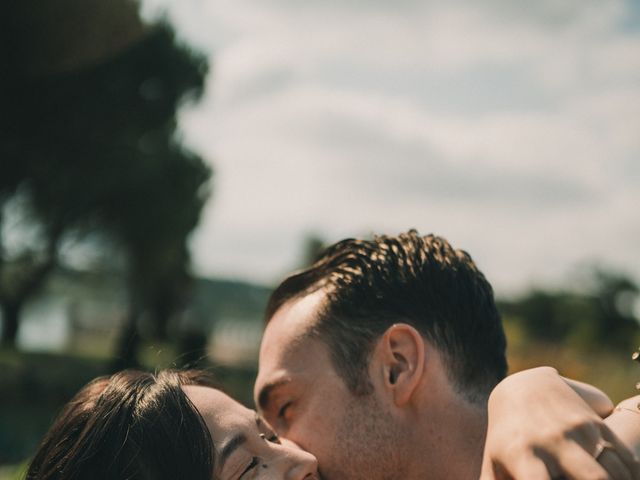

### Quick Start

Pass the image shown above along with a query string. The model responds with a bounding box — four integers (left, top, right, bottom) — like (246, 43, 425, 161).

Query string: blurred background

(1, 0, 639, 476)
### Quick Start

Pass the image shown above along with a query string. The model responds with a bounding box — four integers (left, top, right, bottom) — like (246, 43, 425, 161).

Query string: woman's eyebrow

(219, 433, 248, 467)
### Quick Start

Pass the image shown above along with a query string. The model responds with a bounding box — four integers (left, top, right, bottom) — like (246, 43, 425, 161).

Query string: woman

(26, 370, 318, 480)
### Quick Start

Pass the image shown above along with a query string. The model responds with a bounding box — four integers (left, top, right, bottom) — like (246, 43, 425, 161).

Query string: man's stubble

(329, 393, 409, 480)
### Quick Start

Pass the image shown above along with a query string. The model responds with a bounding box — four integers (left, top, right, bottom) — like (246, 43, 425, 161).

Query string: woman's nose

(277, 439, 319, 480)
(286, 448, 318, 480)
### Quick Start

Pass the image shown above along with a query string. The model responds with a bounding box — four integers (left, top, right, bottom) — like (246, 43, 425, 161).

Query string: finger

(596, 447, 633, 480)
(479, 457, 497, 480)
(501, 453, 553, 480)
(479, 457, 517, 480)
(553, 441, 612, 480)
(599, 426, 640, 479)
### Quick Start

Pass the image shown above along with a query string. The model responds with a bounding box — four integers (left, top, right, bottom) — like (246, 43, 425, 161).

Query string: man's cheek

(280, 421, 313, 452)
(290, 424, 329, 459)
(314, 446, 339, 480)
(279, 436, 314, 459)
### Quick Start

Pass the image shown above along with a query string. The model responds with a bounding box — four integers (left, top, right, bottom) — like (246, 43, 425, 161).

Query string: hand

(605, 396, 640, 460)
(480, 367, 640, 479)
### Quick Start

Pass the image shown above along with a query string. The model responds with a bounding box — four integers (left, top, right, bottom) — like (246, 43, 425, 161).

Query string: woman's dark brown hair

(26, 370, 217, 480)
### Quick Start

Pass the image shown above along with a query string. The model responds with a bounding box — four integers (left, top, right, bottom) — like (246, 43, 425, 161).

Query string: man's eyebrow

(218, 433, 247, 467)
(257, 379, 290, 411)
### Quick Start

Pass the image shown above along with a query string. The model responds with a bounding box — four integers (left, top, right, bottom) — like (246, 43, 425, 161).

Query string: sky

(142, 0, 640, 296)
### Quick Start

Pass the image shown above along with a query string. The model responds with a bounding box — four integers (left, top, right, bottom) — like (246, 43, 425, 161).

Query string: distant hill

(191, 277, 272, 330)
(12, 267, 273, 351)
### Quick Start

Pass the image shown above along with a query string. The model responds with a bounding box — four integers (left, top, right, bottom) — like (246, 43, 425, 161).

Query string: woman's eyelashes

(237, 429, 278, 479)
(257, 412, 283, 441)
(259, 428, 281, 444)
(239, 457, 259, 479)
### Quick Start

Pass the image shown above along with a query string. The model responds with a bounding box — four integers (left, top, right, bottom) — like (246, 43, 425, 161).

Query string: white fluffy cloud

(145, 0, 640, 294)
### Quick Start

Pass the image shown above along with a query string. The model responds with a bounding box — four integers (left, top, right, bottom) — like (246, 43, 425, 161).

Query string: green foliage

(505, 319, 640, 403)
(0, 12, 212, 353)
(0, 462, 28, 480)
(500, 268, 640, 350)
(0, 350, 108, 464)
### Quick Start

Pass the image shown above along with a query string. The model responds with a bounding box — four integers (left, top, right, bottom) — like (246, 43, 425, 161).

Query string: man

(254, 230, 639, 479)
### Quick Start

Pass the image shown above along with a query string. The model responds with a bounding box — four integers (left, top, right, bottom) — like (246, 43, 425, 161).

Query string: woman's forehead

(182, 385, 254, 435)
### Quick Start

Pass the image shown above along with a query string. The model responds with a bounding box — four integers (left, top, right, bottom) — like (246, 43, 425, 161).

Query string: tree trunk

(1, 301, 21, 348)
(0, 230, 59, 349)
(111, 262, 146, 372)
(110, 313, 141, 372)
(151, 289, 172, 341)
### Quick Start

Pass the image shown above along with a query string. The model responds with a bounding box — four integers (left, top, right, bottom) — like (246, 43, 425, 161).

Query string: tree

(0, 2, 212, 358)
(300, 234, 327, 268)
(0, 194, 62, 347)
(500, 268, 639, 350)
(587, 269, 639, 348)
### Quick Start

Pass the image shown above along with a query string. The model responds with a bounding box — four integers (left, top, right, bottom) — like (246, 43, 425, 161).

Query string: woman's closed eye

(239, 457, 259, 479)
(257, 413, 283, 441)
(259, 432, 280, 444)
(236, 429, 279, 479)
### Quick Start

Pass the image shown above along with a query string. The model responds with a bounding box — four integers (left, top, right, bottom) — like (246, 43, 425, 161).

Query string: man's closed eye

(278, 401, 293, 420)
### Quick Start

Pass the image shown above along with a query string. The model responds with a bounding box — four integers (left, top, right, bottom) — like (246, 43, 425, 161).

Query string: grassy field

(0, 464, 26, 480)
(504, 320, 640, 402)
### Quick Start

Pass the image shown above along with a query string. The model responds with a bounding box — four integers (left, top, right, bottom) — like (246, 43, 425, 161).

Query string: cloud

(150, 0, 640, 292)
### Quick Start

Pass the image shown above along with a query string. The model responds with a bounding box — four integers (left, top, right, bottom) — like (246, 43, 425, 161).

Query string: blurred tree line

(499, 268, 639, 351)
(0, 0, 211, 367)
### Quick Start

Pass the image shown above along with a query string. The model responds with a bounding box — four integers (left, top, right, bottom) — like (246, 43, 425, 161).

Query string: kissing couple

(27, 231, 640, 479)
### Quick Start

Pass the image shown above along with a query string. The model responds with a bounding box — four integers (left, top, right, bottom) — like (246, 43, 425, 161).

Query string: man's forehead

(260, 290, 326, 355)
(255, 290, 328, 402)
(254, 336, 332, 411)
(271, 290, 325, 333)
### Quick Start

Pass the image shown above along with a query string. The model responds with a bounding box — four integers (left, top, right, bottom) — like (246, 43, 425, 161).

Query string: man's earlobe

(380, 324, 425, 406)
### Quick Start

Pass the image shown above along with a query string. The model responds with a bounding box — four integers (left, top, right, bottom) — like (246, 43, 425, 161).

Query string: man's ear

(374, 323, 425, 407)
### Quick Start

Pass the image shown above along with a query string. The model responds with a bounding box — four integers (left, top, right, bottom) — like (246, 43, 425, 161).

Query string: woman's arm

(480, 367, 640, 479)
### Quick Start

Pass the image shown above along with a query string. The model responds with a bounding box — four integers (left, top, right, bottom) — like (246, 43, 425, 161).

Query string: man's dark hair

(26, 370, 217, 480)
(266, 230, 508, 404)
